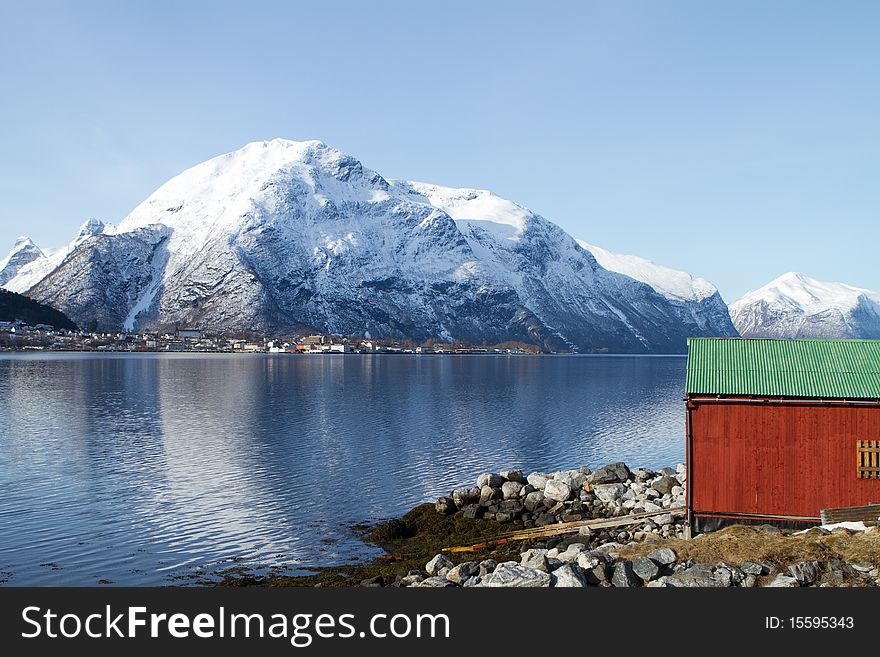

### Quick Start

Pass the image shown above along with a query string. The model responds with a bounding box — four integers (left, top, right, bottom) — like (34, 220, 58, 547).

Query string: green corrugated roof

(686, 338, 880, 399)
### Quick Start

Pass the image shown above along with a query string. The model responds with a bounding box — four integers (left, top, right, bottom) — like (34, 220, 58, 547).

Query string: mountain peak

(76, 218, 105, 240)
(730, 273, 880, 339)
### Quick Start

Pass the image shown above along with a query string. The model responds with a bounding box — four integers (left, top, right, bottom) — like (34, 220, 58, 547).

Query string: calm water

(0, 353, 686, 585)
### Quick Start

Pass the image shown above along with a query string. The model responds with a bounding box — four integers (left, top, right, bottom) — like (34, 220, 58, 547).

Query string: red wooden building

(686, 338, 880, 531)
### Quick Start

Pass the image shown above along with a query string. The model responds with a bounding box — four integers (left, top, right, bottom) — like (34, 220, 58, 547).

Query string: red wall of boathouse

(687, 398, 880, 522)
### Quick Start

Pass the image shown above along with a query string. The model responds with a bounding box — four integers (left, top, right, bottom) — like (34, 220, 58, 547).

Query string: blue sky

(0, 0, 877, 301)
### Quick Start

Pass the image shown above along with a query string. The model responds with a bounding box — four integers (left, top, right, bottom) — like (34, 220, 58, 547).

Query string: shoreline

(218, 461, 880, 588)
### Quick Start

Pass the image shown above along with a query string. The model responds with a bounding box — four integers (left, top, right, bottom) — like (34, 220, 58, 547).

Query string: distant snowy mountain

(575, 240, 734, 336)
(0, 237, 44, 286)
(729, 272, 880, 339)
(3, 139, 738, 352)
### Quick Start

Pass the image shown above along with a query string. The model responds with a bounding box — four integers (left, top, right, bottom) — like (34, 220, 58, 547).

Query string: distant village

(0, 320, 537, 355)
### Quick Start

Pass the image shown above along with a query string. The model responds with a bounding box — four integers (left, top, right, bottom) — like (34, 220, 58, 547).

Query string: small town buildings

(686, 338, 880, 532)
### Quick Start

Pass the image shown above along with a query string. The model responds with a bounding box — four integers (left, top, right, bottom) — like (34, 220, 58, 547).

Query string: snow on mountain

(3, 219, 105, 294)
(15, 139, 738, 351)
(0, 237, 45, 287)
(729, 272, 880, 339)
(575, 241, 716, 302)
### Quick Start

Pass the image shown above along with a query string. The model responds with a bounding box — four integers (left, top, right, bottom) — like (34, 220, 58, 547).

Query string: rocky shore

(220, 461, 880, 588)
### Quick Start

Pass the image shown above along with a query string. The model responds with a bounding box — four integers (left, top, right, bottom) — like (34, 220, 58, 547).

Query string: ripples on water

(0, 353, 685, 585)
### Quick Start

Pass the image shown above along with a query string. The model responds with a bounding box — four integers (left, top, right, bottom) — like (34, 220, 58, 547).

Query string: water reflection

(0, 353, 685, 585)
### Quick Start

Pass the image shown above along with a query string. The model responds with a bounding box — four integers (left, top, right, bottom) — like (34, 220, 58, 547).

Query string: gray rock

(520, 548, 550, 572)
(543, 479, 572, 502)
(523, 491, 545, 512)
(425, 554, 453, 576)
(461, 504, 484, 519)
(434, 497, 454, 514)
(743, 574, 757, 588)
(526, 472, 550, 490)
(632, 556, 661, 582)
(664, 563, 726, 587)
(479, 485, 502, 505)
(535, 512, 557, 526)
(788, 561, 819, 586)
(651, 476, 677, 495)
(767, 574, 800, 587)
(500, 469, 524, 483)
(451, 487, 475, 506)
(446, 561, 480, 585)
(611, 561, 641, 587)
(647, 547, 677, 566)
(550, 563, 589, 587)
(501, 481, 524, 499)
(592, 483, 628, 503)
(480, 562, 552, 587)
(557, 543, 589, 563)
(417, 576, 457, 587)
(658, 467, 676, 476)
(590, 462, 631, 484)
(478, 559, 498, 576)
(476, 473, 503, 489)
(740, 560, 766, 576)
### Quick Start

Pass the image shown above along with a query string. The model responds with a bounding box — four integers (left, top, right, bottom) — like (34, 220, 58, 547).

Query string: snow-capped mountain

(2, 139, 737, 352)
(0, 237, 45, 286)
(575, 240, 734, 336)
(729, 272, 880, 339)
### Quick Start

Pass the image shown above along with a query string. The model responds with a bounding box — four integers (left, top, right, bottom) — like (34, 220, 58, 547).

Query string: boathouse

(685, 338, 880, 531)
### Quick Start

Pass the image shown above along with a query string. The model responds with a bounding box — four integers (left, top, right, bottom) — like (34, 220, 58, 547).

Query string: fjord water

(0, 353, 685, 585)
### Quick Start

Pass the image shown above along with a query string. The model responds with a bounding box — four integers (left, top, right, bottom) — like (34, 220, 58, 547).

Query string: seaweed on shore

(215, 504, 520, 587)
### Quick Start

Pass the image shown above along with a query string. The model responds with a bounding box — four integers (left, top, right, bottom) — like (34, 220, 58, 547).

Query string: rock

(461, 504, 484, 519)
(664, 563, 726, 587)
(399, 574, 423, 586)
(499, 499, 524, 514)
(550, 563, 589, 587)
(611, 561, 641, 587)
(554, 470, 588, 490)
(480, 562, 551, 587)
(743, 574, 757, 588)
(543, 479, 572, 502)
(557, 543, 589, 563)
(647, 547, 677, 566)
(462, 576, 481, 587)
(653, 513, 674, 526)
(478, 559, 498, 576)
(758, 524, 782, 534)
(643, 501, 662, 513)
(479, 485, 503, 505)
(740, 561, 766, 576)
(767, 574, 800, 587)
(446, 561, 480, 585)
(523, 491, 545, 512)
(501, 481, 524, 499)
(590, 462, 631, 484)
(535, 512, 556, 526)
(584, 563, 608, 585)
(500, 469, 524, 483)
(425, 554, 453, 576)
(659, 467, 676, 476)
(360, 575, 385, 587)
(632, 556, 661, 583)
(520, 548, 550, 572)
(526, 472, 550, 490)
(651, 476, 677, 495)
(451, 487, 475, 507)
(434, 497, 454, 514)
(476, 473, 503, 489)
(592, 483, 627, 503)
(417, 577, 457, 587)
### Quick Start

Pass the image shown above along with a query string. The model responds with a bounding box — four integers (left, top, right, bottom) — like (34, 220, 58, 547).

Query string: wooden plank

(820, 503, 880, 525)
(442, 507, 686, 553)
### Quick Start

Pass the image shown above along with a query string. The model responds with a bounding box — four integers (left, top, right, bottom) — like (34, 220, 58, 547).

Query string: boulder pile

(434, 462, 688, 544)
